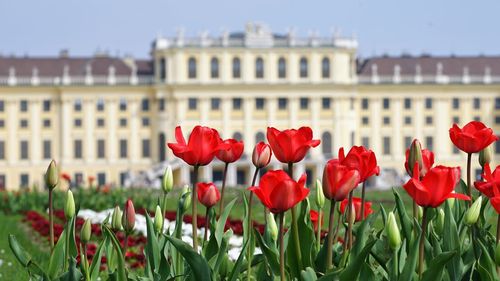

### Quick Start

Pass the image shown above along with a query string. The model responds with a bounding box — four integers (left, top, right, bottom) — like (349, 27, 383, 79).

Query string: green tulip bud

(266, 212, 278, 241)
(178, 185, 191, 214)
(315, 179, 325, 209)
(495, 243, 500, 266)
(112, 206, 122, 231)
(45, 160, 58, 189)
(479, 145, 493, 168)
(435, 208, 445, 235)
(154, 205, 164, 234)
(385, 212, 401, 250)
(81, 219, 92, 243)
(347, 202, 356, 225)
(465, 196, 482, 225)
(64, 190, 75, 220)
(162, 166, 173, 194)
(416, 206, 423, 221)
(408, 139, 423, 177)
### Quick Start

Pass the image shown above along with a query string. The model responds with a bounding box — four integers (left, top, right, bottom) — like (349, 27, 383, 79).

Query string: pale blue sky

(0, 0, 499, 58)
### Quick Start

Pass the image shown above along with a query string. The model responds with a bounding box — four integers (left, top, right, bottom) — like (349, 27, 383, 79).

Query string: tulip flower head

(111, 206, 122, 231)
(465, 196, 483, 225)
(252, 142, 272, 168)
(322, 159, 360, 201)
(266, 127, 320, 164)
(340, 197, 373, 222)
(45, 160, 58, 189)
(386, 212, 401, 250)
(248, 170, 310, 214)
(154, 205, 163, 233)
(266, 212, 278, 241)
(81, 219, 92, 243)
(339, 146, 380, 183)
(315, 179, 325, 208)
(61, 173, 71, 183)
(64, 190, 75, 220)
(162, 166, 173, 194)
(216, 138, 244, 163)
(474, 163, 500, 198)
(449, 121, 498, 154)
(197, 182, 221, 208)
(122, 199, 135, 234)
(479, 145, 493, 168)
(404, 139, 434, 178)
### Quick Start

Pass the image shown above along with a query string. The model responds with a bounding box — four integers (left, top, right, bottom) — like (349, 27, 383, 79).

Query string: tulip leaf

(102, 226, 127, 281)
(393, 189, 413, 244)
(59, 257, 83, 281)
(89, 237, 107, 281)
(165, 236, 212, 281)
(442, 200, 463, 280)
(421, 251, 457, 281)
(145, 211, 161, 273)
(351, 211, 378, 258)
(301, 267, 318, 281)
(8, 234, 31, 267)
(210, 229, 231, 279)
(338, 239, 376, 281)
(298, 198, 315, 267)
(254, 228, 281, 277)
(227, 236, 249, 281)
(398, 232, 420, 281)
(477, 240, 497, 281)
(48, 227, 68, 279)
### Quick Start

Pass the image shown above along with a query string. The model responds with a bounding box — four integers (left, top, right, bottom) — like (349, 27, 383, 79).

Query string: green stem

(83, 243, 90, 281)
(316, 210, 322, 253)
(360, 181, 366, 220)
(467, 153, 473, 206)
(279, 212, 286, 281)
(192, 165, 199, 251)
(497, 214, 500, 243)
(64, 220, 70, 270)
(418, 208, 429, 280)
(288, 162, 303, 270)
(123, 233, 129, 258)
(347, 190, 354, 250)
(204, 207, 210, 243)
(218, 162, 229, 216)
(326, 200, 337, 270)
(392, 249, 399, 280)
(162, 192, 168, 232)
(49, 188, 54, 251)
(247, 167, 260, 281)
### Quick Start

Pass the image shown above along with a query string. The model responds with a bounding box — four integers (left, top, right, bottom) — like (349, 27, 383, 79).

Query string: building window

(0, 140, 4, 160)
(383, 116, 390, 125)
(159, 58, 167, 82)
(495, 116, 500, 124)
(43, 119, 51, 128)
(43, 100, 51, 112)
(97, 118, 105, 127)
(20, 100, 28, 112)
(0, 120, 3, 128)
(43, 140, 51, 159)
(474, 116, 481, 121)
(188, 98, 197, 110)
(255, 57, 264, 79)
(278, 57, 286, 78)
(120, 172, 127, 186)
(20, 119, 28, 128)
(404, 136, 412, 149)
(97, 173, 106, 186)
(119, 98, 127, 111)
(425, 98, 433, 109)
(211, 98, 221, 110)
(299, 57, 308, 78)
(300, 98, 309, 110)
(452, 98, 460, 109)
(97, 139, 105, 159)
(453, 116, 460, 124)
(362, 117, 369, 125)
(404, 116, 412, 125)
(425, 116, 433, 125)
(496, 135, 500, 154)
(233, 132, 243, 141)
(188, 57, 197, 79)
(0, 100, 4, 112)
(362, 137, 370, 148)
(383, 137, 391, 155)
(158, 98, 165, 111)
(383, 98, 390, 109)
(255, 98, 265, 110)
(361, 98, 369, 109)
(119, 139, 128, 158)
(210, 57, 219, 79)
(74, 99, 82, 111)
(141, 98, 150, 111)
(96, 99, 105, 111)
(74, 118, 82, 127)
(322, 57, 330, 78)
(278, 98, 288, 110)
(159, 133, 166, 162)
(142, 117, 150, 127)
(426, 136, 434, 151)
(322, 98, 331, 109)
(495, 98, 500, 109)
(20, 140, 29, 159)
(119, 118, 127, 127)
(20, 174, 29, 189)
(232, 98, 242, 110)
(453, 145, 460, 155)
(473, 98, 481, 109)
(404, 98, 412, 109)
(322, 132, 332, 157)
(255, 132, 266, 143)
(74, 140, 82, 159)
(142, 139, 151, 158)
(232, 57, 241, 78)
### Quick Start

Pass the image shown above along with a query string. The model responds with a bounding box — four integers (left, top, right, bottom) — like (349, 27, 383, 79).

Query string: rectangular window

(142, 117, 150, 127)
(425, 98, 433, 109)
(74, 173, 83, 186)
(158, 98, 165, 111)
(382, 98, 390, 109)
(404, 136, 412, 149)
(404, 98, 412, 109)
(141, 98, 150, 111)
(20, 174, 29, 188)
(232, 98, 242, 110)
(20, 100, 28, 112)
(300, 98, 309, 110)
(97, 139, 105, 159)
(361, 137, 370, 148)
(97, 173, 106, 186)
(0, 174, 5, 190)
(322, 98, 331, 109)
(119, 118, 127, 127)
(43, 100, 51, 112)
(74, 118, 82, 127)
(20, 140, 29, 159)
(361, 98, 369, 109)
(0, 140, 4, 160)
(120, 139, 128, 158)
(211, 98, 221, 110)
(96, 99, 105, 111)
(404, 116, 412, 125)
(495, 98, 500, 109)
(119, 98, 127, 111)
(120, 172, 127, 186)
(474, 116, 481, 121)
(0, 100, 4, 112)
(0, 120, 3, 128)
(97, 118, 105, 127)
(453, 116, 460, 124)
(142, 139, 151, 158)
(43, 119, 51, 128)
(255, 98, 265, 110)
(43, 140, 51, 159)
(74, 140, 82, 159)
(426, 136, 434, 151)
(383, 137, 391, 155)
(20, 119, 28, 128)
(188, 98, 198, 110)
(74, 99, 82, 111)
(452, 98, 460, 109)
(362, 117, 369, 125)
(473, 98, 481, 109)
(278, 98, 288, 110)
(383, 116, 390, 125)
(495, 135, 500, 154)
(426, 116, 433, 125)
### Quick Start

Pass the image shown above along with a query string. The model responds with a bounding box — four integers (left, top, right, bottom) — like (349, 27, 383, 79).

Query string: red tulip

(61, 173, 71, 182)
(322, 159, 360, 201)
(339, 146, 380, 183)
(122, 199, 135, 233)
(403, 163, 470, 208)
(340, 197, 373, 222)
(216, 138, 244, 163)
(266, 127, 320, 163)
(197, 182, 221, 208)
(449, 121, 498, 154)
(168, 126, 226, 166)
(310, 210, 323, 231)
(404, 147, 435, 178)
(248, 170, 309, 214)
(474, 163, 500, 198)
(252, 142, 273, 168)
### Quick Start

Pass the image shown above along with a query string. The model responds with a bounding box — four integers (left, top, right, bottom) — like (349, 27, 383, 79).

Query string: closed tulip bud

(45, 160, 58, 189)
(162, 166, 173, 194)
(408, 139, 423, 176)
(435, 208, 445, 235)
(81, 219, 92, 243)
(64, 190, 75, 220)
(122, 199, 135, 233)
(417, 206, 423, 220)
(154, 205, 163, 234)
(385, 212, 401, 250)
(266, 212, 278, 241)
(252, 142, 272, 168)
(495, 243, 500, 266)
(315, 179, 325, 209)
(479, 145, 493, 168)
(179, 185, 192, 213)
(111, 206, 122, 231)
(347, 202, 356, 225)
(465, 196, 482, 225)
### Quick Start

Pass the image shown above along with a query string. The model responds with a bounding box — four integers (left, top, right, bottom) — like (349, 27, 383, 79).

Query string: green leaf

(351, 211, 378, 258)
(89, 237, 107, 281)
(442, 200, 463, 280)
(421, 251, 457, 281)
(301, 267, 318, 281)
(393, 189, 413, 244)
(48, 229, 68, 279)
(227, 236, 250, 281)
(210, 229, 231, 279)
(339, 240, 376, 281)
(59, 258, 83, 281)
(165, 236, 212, 281)
(215, 198, 237, 246)
(254, 228, 281, 276)
(102, 226, 127, 281)
(398, 232, 420, 281)
(145, 211, 161, 273)
(477, 240, 497, 281)
(8, 234, 31, 267)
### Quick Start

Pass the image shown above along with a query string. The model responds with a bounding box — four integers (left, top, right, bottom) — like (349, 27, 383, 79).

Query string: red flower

(216, 138, 244, 163)
(404, 144, 434, 178)
(310, 210, 323, 231)
(340, 197, 373, 222)
(322, 159, 360, 201)
(197, 182, 221, 208)
(403, 164, 470, 208)
(449, 121, 498, 154)
(61, 173, 71, 182)
(266, 127, 320, 163)
(122, 199, 136, 233)
(474, 163, 500, 198)
(248, 170, 309, 214)
(339, 146, 380, 183)
(252, 142, 273, 168)
(168, 126, 225, 166)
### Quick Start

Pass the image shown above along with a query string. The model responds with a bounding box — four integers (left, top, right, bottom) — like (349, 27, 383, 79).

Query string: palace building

(0, 23, 499, 190)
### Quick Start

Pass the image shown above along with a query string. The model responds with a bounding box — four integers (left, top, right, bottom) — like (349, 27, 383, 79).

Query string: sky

(0, 0, 499, 59)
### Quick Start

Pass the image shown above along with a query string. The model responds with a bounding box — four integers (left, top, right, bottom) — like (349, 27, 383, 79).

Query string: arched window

(322, 57, 330, 78)
(159, 133, 166, 162)
(232, 57, 241, 78)
(210, 57, 219, 79)
(278, 57, 286, 78)
(233, 132, 243, 141)
(255, 57, 264, 79)
(300, 57, 308, 78)
(322, 132, 332, 157)
(188, 57, 197, 79)
(255, 132, 265, 143)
